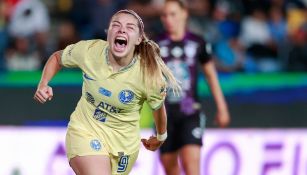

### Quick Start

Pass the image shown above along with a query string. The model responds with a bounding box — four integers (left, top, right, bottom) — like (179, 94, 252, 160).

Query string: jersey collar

(105, 47, 138, 73)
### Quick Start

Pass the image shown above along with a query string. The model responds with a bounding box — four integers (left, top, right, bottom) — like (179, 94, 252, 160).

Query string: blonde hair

(113, 10, 181, 95)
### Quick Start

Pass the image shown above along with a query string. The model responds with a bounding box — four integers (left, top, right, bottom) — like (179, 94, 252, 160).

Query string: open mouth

(114, 36, 127, 52)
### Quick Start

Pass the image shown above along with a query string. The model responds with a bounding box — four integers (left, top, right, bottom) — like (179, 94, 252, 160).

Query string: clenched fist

(33, 84, 53, 104)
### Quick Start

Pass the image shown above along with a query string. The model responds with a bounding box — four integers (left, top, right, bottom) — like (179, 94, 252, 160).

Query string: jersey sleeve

(146, 84, 167, 110)
(198, 39, 212, 64)
(60, 40, 90, 68)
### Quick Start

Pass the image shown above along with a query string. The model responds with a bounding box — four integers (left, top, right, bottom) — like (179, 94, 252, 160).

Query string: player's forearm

(39, 51, 63, 87)
(153, 104, 167, 135)
(202, 61, 228, 111)
(209, 79, 228, 111)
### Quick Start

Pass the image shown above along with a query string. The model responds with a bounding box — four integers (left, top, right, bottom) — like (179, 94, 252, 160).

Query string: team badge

(99, 87, 112, 97)
(118, 90, 134, 104)
(90, 139, 102, 151)
(93, 108, 107, 122)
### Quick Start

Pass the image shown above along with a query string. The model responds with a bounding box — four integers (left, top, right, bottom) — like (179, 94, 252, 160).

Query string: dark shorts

(159, 105, 206, 154)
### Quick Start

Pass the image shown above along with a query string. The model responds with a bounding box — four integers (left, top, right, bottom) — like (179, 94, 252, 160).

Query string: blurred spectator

(127, 0, 164, 38)
(287, 24, 307, 71)
(214, 37, 245, 72)
(56, 21, 80, 50)
(239, 6, 280, 72)
(186, 0, 219, 43)
(268, 6, 288, 44)
(209, 0, 245, 72)
(5, 37, 41, 71)
(87, 0, 127, 39)
(8, 0, 50, 37)
(0, 1, 8, 71)
(0, 0, 22, 71)
(268, 5, 289, 69)
(285, 1, 307, 71)
(51, 0, 92, 40)
(6, 0, 51, 70)
(285, 0, 306, 34)
(1, 0, 22, 21)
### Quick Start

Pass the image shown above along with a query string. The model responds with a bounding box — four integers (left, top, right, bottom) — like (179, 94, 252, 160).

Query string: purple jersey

(156, 31, 211, 115)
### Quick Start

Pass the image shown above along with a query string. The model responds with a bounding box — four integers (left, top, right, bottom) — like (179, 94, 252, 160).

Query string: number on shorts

(117, 155, 129, 173)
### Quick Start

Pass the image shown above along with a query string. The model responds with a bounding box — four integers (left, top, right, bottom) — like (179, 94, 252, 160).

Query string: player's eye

(112, 23, 120, 28)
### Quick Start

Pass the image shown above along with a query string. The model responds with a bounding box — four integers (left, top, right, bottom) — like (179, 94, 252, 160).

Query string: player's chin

(111, 50, 128, 58)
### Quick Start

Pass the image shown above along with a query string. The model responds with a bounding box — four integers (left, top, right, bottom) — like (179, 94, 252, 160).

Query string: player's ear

(182, 8, 188, 20)
(136, 35, 142, 45)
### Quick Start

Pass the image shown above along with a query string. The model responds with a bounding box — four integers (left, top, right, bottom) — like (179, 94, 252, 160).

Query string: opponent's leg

(180, 144, 201, 175)
(160, 151, 180, 175)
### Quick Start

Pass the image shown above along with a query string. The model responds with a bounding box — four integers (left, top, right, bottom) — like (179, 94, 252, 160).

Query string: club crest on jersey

(90, 139, 102, 151)
(118, 90, 134, 104)
(93, 108, 107, 122)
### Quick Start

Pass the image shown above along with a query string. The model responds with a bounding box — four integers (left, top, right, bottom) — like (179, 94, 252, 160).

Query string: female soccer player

(34, 9, 180, 175)
(156, 0, 231, 175)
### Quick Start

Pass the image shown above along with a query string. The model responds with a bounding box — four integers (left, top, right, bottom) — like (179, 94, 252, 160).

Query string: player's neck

(169, 28, 186, 41)
(108, 51, 134, 72)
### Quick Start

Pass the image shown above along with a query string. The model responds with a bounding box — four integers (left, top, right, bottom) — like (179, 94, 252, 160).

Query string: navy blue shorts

(159, 105, 206, 154)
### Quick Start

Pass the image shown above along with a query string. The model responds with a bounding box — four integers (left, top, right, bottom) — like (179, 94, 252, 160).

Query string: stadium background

(0, 0, 306, 175)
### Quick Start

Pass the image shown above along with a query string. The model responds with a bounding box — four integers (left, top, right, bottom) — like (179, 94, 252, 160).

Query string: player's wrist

(157, 131, 167, 142)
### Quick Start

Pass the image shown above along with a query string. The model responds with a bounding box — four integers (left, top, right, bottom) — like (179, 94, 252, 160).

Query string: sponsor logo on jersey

(86, 92, 95, 104)
(118, 90, 134, 104)
(99, 87, 112, 97)
(83, 73, 95, 81)
(93, 108, 107, 122)
(90, 139, 102, 151)
(97, 101, 123, 114)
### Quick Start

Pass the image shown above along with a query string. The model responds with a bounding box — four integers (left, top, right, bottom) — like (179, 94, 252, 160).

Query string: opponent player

(34, 9, 180, 175)
(156, 1, 231, 175)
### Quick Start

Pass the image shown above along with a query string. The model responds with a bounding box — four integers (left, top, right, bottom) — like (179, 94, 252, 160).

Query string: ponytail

(135, 35, 181, 95)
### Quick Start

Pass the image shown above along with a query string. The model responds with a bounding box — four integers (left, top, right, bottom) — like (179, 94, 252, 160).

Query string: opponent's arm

(33, 50, 63, 104)
(202, 60, 230, 127)
(142, 104, 167, 151)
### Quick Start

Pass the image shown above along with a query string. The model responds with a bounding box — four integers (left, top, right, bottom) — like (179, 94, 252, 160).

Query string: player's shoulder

(155, 33, 168, 41)
(81, 39, 108, 49)
(155, 32, 206, 44)
(185, 31, 206, 44)
(155, 33, 169, 44)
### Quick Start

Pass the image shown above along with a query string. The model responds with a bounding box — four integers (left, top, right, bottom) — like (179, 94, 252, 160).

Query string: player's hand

(141, 136, 164, 151)
(33, 84, 53, 104)
(214, 109, 230, 128)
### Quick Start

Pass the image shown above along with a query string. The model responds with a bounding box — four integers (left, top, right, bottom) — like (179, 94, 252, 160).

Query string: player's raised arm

(33, 50, 62, 104)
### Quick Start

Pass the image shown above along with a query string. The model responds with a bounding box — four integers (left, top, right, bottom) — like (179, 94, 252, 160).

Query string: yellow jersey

(61, 39, 165, 155)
